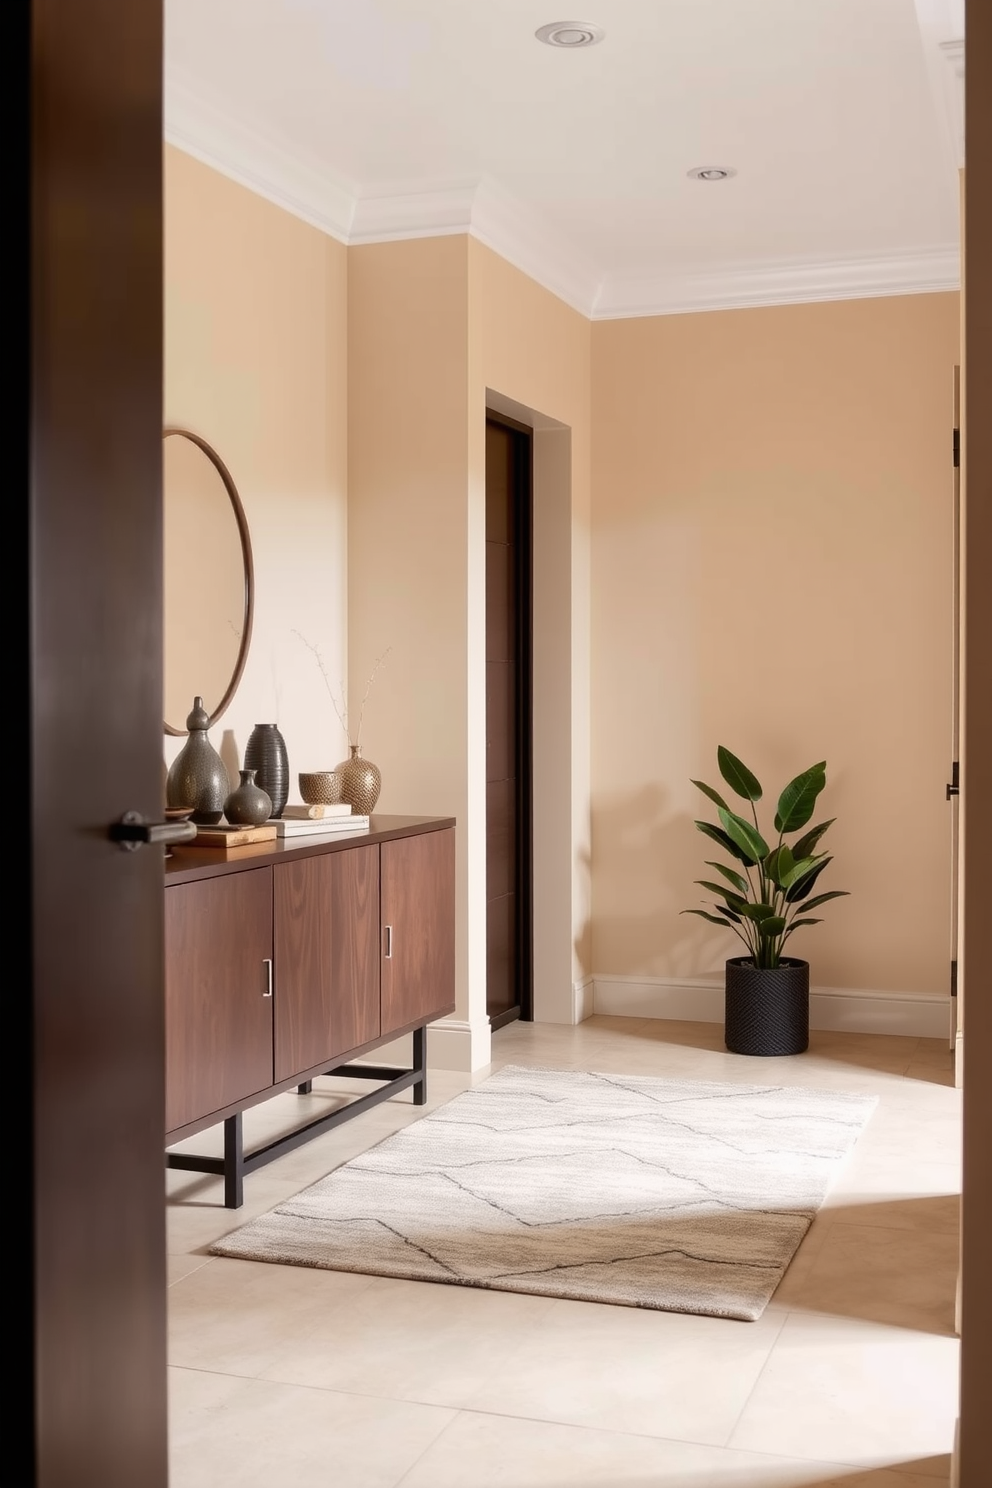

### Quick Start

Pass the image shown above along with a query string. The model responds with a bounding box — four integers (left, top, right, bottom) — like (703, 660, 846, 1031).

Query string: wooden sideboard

(164, 815, 455, 1206)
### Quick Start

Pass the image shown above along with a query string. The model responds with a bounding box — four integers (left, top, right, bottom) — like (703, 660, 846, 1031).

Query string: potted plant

(683, 746, 848, 1055)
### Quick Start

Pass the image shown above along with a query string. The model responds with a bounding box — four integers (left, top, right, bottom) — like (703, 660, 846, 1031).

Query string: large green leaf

(694, 820, 751, 863)
(774, 763, 826, 834)
(783, 916, 823, 937)
(739, 901, 776, 921)
(794, 889, 849, 913)
(705, 860, 749, 894)
(764, 843, 795, 887)
(695, 881, 748, 911)
(682, 909, 732, 928)
(715, 904, 744, 924)
(792, 818, 835, 859)
(757, 916, 787, 936)
(785, 857, 831, 903)
(691, 779, 730, 812)
(718, 807, 769, 863)
(780, 853, 826, 890)
(717, 747, 763, 802)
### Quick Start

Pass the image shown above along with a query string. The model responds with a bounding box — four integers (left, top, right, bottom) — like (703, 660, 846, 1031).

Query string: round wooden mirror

(163, 428, 254, 736)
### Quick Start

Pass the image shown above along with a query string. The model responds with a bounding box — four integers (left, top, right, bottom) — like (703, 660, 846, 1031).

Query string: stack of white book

(272, 803, 370, 837)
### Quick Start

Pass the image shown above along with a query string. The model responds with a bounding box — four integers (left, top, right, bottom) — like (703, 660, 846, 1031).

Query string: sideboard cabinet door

(164, 868, 274, 1133)
(273, 844, 380, 1082)
(380, 828, 456, 1037)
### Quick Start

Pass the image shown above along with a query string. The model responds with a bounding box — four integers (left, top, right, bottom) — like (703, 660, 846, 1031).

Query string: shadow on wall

(589, 784, 734, 979)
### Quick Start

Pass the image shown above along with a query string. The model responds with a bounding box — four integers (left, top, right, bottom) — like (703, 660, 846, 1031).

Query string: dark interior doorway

(485, 414, 533, 1028)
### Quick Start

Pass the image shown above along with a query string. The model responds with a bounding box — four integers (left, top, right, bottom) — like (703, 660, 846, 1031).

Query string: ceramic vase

(165, 696, 230, 825)
(224, 768, 272, 826)
(334, 744, 381, 816)
(244, 723, 289, 818)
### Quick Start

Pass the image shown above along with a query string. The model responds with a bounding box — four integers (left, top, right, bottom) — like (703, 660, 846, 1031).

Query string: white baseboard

(593, 975, 951, 1040)
(573, 976, 595, 1024)
(428, 1018, 493, 1073)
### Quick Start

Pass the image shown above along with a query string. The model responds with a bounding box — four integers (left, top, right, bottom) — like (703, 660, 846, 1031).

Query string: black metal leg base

(166, 1024, 431, 1208)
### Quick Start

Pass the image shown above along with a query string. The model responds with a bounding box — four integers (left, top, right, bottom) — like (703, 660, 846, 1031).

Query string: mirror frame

(163, 426, 255, 737)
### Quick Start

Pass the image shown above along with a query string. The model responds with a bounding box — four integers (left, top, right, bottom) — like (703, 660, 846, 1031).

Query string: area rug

(210, 1065, 876, 1321)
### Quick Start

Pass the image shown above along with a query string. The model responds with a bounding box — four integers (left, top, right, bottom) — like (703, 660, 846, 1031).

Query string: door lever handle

(110, 810, 197, 851)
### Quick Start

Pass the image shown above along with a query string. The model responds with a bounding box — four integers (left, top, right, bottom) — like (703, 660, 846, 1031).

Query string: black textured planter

(725, 956, 809, 1056)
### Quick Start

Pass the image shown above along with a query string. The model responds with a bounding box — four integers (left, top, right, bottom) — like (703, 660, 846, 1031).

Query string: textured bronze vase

(335, 744, 381, 816)
(165, 696, 230, 824)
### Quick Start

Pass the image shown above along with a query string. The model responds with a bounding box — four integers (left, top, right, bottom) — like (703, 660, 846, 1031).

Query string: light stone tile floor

(167, 1017, 959, 1487)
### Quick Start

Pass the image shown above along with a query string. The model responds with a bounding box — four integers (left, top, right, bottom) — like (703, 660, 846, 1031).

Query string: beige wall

(348, 236, 594, 1065)
(592, 294, 960, 996)
(164, 146, 349, 791)
(347, 237, 476, 1061)
(468, 241, 593, 1023)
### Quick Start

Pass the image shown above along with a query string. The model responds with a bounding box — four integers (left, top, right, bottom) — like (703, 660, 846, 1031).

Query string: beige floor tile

(458, 1293, 786, 1446)
(168, 1256, 376, 1376)
(167, 1253, 212, 1286)
(395, 1409, 947, 1488)
(262, 1275, 556, 1407)
(164, 1016, 963, 1483)
(729, 1313, 959, 1465)
(169, 1367, 454, 1488)
(769, 1221, 958, 1332)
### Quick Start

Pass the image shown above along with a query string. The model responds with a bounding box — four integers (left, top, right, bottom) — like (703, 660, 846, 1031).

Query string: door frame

(485, 410, 534, 1025)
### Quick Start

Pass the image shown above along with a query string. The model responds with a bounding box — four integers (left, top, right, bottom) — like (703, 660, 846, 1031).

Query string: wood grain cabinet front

(273, 843, 380, 1083)
(164, 867, 274, 1133)
(381, 828, 456, 1036)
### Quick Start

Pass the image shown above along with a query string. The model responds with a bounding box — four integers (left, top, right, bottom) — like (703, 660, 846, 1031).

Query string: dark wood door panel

(381, 829, 456, 1034)
(486, 892, 516, 1019)
(273, 845, 380, 1079)
(487, 777, 515, 901)
(164, 870, 273, 1132)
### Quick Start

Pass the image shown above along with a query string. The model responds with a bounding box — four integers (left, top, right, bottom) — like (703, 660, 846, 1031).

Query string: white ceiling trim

(593, 245, 961, 320)
(164, 65, 356, 242)
(164, 69, 960, 323)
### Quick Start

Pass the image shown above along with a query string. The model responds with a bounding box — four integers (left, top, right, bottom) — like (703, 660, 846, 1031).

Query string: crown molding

(164, 69, 960, 323)
(350, 176, 601, 316)
(593, 245, 961, 320)
(164, 66, 356, 242)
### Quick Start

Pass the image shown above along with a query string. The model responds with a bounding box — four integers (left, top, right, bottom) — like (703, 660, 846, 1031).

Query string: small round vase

(166, 696, 230, 825)
(334, 744, 381, 815)
(224, 769, 272, 826)
(244, 723, 289, 818)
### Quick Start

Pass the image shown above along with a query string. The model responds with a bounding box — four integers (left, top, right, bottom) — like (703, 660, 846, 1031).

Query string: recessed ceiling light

(535, 21, 605, 48)
(687, 166, 737, 182)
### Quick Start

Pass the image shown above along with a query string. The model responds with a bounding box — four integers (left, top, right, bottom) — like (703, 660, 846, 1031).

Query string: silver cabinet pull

(384, 925, 393, 960)
(262, 958, 273, 997)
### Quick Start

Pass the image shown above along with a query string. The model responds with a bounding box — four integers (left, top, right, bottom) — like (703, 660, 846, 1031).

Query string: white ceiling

(164, 0, 965, 317)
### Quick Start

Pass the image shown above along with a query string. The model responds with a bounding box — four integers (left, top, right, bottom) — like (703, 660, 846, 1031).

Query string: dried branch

(293, 630, 350, 744)
(293, 632, 391, 750)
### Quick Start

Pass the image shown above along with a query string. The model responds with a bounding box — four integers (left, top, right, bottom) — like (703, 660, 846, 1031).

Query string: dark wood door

(485, 417, 533, 1026)
(273, 845, 380, 1079)
(29, 0, 168, 1481)
(380, 830, 456, 1035)
(164, 871, 274, 1131)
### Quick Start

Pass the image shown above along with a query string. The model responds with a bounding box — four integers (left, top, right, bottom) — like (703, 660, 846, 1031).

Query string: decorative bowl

(299, 770, 343, 805)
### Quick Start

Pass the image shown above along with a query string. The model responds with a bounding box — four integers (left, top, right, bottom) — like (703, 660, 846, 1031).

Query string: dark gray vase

(224, 768, 272, 826)
(244, 723, 289, 818)
(725, 957, 810, 1056)
(166, 696, 230, 825)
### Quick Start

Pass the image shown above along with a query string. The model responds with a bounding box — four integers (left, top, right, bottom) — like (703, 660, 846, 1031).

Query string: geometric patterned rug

(210, 1065, 876, 1321)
